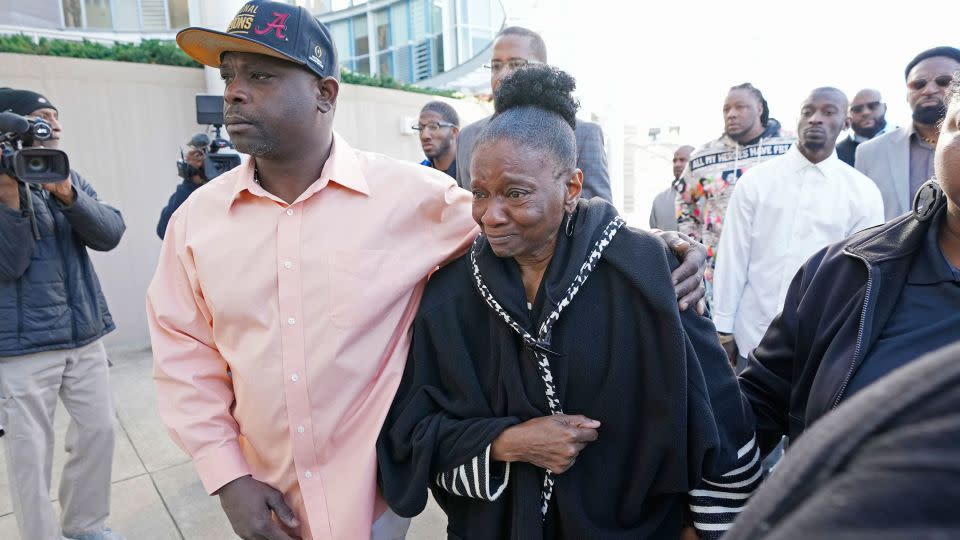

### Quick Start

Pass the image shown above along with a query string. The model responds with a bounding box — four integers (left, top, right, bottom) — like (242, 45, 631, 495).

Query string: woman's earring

(565, 212, 575, 237)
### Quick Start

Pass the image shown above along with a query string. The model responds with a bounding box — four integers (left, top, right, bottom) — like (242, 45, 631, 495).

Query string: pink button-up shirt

(147, 133, 478, 539)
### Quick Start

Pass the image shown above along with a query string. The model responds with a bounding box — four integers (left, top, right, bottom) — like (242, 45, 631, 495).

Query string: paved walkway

(0, 347, 446, 539)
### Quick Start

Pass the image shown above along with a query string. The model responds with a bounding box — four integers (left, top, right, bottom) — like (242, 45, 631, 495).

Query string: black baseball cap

(177, 0, 338, 79)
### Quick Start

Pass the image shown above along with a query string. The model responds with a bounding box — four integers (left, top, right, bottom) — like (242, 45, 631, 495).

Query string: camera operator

(0, 88, 126, 540)
(156, 133, 208, 239)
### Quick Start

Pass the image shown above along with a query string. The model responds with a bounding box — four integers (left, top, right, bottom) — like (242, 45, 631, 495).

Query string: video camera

(177, 95, 241, 182)
(0, 111, 70, 184)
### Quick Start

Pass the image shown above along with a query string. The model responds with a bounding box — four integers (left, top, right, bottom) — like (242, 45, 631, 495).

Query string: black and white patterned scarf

(468, 215, 626, 519)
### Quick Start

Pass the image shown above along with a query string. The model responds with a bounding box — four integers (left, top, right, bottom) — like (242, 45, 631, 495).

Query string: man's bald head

(853, 88, 881, 104)
(672, 145, 695, 179)
(797, 87, 848, 163)
(848, 88, 887, 138)
(806, 87, 848, 111)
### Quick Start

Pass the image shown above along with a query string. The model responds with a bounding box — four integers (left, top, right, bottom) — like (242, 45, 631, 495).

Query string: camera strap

(20, 181, 41, 240)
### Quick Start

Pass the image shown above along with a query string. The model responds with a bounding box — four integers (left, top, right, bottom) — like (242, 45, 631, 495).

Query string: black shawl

(377, 199, 756, 539)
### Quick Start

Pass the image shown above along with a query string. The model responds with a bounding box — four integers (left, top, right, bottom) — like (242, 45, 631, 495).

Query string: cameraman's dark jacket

(738, 186, 948, 454)
(156, 179, 201, 239)
(0, 170, 125, 357)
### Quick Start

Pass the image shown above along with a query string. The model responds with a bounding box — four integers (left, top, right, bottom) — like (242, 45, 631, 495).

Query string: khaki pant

(0, 340, 115, 540)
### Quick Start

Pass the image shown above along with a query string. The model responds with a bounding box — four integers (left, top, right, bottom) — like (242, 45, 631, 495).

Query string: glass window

(62, 0, 82, 27)
(389, 2, 408, 46)
(431, 1, 442, 34)
(112, 0, 140, 30)
(329, 20, 351, 62)
(378, 52, 393, 79)
(83, 0, 112, 28)
(168, 0, 190, 29)
(375, 9, 390, 51)
(433, 35, 444, 73)
(467, 0, 491, 29)
(352, 14, 368, 57)
(394, 45, 412, 83)
(356, 56, 370, 74)
(409, 0, 427, 37)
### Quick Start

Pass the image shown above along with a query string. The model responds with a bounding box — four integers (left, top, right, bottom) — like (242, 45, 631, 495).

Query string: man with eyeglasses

(414, 101, 459, 179)
(835, 89, 891, 167)
(856, 46, 960, 220)
(455, 26, 613, 202)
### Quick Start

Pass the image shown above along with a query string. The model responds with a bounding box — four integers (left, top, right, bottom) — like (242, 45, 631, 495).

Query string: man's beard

(853, 117, 886, 138)
(802, 140, 826, 152)
(425, 138, 451, 160)
(913, 102, 947, 126)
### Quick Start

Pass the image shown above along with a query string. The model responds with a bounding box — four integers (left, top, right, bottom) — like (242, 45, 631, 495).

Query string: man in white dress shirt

(713, 87, 884, 368)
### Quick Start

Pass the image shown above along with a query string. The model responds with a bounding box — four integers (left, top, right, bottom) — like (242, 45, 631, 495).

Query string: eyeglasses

(411, 121, 457, 132)
(907, 75, 954, 91)
(850, 101, 882, 114)
(482, 59, 541, 73)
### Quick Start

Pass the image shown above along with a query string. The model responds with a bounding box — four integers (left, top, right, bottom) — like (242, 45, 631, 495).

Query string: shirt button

(286, 209, 294, 216)
(291, 373, 299, 382)
(283, 261, 293, 269)
(304, 471, 313, 479)
(297, 425, 305, 433)
(287, 317, 296, 325)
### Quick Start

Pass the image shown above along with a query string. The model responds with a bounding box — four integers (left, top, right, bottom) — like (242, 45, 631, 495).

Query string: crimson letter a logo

(254, 12, 289, 39)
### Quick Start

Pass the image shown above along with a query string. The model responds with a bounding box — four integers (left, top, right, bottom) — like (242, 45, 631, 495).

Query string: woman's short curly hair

(474, 64, 580, 175)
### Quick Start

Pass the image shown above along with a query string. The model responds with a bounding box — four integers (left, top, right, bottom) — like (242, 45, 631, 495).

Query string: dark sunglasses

(850, 101, 882, 114)
(907, 75, 954, 91)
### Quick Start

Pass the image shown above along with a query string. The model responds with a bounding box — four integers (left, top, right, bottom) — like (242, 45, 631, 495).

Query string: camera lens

(27, 156, 49, 173)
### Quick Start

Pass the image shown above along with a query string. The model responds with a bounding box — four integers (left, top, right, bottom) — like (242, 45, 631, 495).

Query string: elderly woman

(739, 73, 960, 462)
(377, 66, 758, 540)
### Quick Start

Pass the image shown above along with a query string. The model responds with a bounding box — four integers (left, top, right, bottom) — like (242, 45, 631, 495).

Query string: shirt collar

(908, 212, 959, 285)
(228, 131, 370, 209)
(784, 144, 837, 175)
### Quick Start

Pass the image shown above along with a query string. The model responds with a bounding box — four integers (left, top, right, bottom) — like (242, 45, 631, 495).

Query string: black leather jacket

(738, 180, 950, 453)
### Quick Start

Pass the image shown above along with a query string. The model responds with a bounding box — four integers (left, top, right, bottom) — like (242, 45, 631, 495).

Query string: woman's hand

(491, 414, 600, 474)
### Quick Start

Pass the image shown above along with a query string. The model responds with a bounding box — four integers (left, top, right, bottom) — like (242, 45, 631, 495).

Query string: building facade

(1, 0, 188, 35)
(308, 0, 503, 86)
(1, 0, 503, 92)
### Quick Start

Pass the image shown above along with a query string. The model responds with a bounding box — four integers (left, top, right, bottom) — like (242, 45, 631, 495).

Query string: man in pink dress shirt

(147, 2, 707, 539)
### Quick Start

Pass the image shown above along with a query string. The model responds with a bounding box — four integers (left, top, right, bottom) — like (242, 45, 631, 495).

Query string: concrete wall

(1, 53, 490, 350)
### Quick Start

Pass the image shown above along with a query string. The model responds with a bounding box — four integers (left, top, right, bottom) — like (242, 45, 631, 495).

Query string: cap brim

(177, 27, 301, 69)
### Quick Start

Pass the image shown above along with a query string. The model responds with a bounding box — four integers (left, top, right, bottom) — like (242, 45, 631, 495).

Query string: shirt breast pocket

(328, 249, 403, 330)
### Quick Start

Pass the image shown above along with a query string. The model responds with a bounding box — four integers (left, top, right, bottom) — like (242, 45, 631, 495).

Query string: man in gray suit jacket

(856, 46, 960, 220)
(649, 145, 694, 231)
(456, 26, 612, 202)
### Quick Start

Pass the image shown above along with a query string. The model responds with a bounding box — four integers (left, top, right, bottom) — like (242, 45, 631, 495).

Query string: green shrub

(0, 34, 463, 98)
(0, 34, 200, 66)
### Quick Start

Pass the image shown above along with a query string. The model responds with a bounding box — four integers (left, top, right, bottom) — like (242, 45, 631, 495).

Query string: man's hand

(491, 414, 600, 474)
(42, 174, 75, 206)
(720, 334, 739, 368)
(187, 148, 206, 185)
(655, 230, 707, 313)
(218, 475, 300, 540)
(0, 174, 20, 210)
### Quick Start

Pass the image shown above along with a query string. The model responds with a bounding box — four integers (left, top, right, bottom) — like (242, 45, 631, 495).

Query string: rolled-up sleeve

(146, 205, 250, 494)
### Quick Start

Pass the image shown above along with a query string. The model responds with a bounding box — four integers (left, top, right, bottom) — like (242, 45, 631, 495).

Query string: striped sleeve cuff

(689, 435, 763, 539)
(435, 444, 510, 501)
